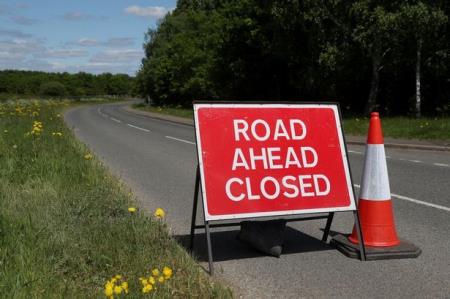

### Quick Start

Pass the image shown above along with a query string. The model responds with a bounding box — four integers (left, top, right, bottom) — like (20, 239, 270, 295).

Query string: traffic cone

(331, 112, 421, 260)
(348, 112, 400, 246)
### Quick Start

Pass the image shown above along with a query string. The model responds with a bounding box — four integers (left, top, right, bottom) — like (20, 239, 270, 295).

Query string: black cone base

(331, 233, 421, 260)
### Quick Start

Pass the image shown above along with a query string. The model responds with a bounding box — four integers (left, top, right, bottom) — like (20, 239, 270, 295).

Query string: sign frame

(189, 101, 366, 274)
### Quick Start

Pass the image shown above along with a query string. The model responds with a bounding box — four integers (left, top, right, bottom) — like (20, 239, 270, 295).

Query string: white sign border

(193, 103, 356, 221)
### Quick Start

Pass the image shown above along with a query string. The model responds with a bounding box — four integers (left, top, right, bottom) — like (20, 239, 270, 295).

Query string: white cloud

(0, 29, 32, 38)
(10, 15, 39, 25)
(74, 37, 135, 48)
(37, 49, 88, 58)
(0, 39, 45, 56)
(63, 11, 108, 22)
(77, 38, 98, 47)
(125, 5, 171, 18)
(0, 59, 53, 72)
(64, 11, 89, 21)
(90, 49, 143, 63)
(104, 37, 135, 47)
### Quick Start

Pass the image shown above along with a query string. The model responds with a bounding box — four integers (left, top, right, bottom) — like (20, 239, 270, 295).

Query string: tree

(39, 81, 67, 97)
(397, 2, 447, 117)
(350, 1, 399, 114)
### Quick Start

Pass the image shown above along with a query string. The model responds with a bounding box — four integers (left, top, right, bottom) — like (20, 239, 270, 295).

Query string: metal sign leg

(189, 165, 200, 252)
(353, 210, 366, 261)
(321, 212, 335, 242)
(205, 221, 214, 275)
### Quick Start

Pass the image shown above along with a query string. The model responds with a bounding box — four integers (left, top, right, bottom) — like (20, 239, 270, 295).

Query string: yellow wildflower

(141, 278, 148, 286)
(158, 276, 165, 283)
(113, 285, 123, 295)
(128, 207, 137, 213)
(163, 266, 173, 279)
(104, 282, 114, 297)
(148, 276, 155, 284)
(115, 274, 122, 280)
(152, 269, 160, 277)
(142, 284, 153, 293)
(154, 208, 165, 219)
(84, 153, 93, 160)
(121, 282, 129, 294)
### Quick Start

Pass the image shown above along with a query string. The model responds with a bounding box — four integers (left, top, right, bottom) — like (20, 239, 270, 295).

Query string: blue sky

(0, 1, 176, 75)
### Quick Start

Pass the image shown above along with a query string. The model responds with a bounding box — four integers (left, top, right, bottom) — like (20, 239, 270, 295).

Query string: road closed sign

(193, 103, 356, 221)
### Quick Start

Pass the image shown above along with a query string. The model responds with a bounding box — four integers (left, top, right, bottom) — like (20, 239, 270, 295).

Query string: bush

(39, 81, 68, 97)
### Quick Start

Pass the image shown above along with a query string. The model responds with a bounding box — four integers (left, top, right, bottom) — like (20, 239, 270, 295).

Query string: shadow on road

(174, 226, 334, 262)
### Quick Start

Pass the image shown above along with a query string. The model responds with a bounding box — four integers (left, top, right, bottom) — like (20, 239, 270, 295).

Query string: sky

(0, 0, 177, 75)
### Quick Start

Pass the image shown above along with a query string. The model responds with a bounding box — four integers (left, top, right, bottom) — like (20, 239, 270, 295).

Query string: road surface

(65, 102, 450, 298)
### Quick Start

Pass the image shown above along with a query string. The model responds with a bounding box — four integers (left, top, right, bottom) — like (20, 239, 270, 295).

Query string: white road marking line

(386, 155, 391, 159)
(97, 108, 107, 117)
(408, 160, 422, 163)
(110, 117, 122, 123)
(348, 150, 363, 154)
(433, 163, 449, 167)
(354, 184, 450, 212)
(127, 124, 150, 132)
(165, 136, 195, 145)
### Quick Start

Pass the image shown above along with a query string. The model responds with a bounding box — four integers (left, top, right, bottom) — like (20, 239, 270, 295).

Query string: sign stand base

(331, 234, 420, 260)
(189, 165, 367, 275)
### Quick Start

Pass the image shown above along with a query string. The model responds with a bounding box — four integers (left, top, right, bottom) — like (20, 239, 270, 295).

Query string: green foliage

(39, 81, 67, 97)
(137, 0, 449, 116)
(0, 70, 136, 98)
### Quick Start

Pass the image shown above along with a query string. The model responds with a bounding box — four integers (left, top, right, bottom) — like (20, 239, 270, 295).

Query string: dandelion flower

(121, 281, 129, 294)
(152, 269, 160, 277)
(148, 276, 156, 284)
(128, 207, 137, 213)
(154, 208, 165, 219)
(104, 282, 114, 297)
(158, 276, 165, 283)
(163, 266, 173, 279)
(142, 284, 153, 293)
(113, 285, 123, 295)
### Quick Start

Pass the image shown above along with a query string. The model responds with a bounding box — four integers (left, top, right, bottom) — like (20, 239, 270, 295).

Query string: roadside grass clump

(0, 100, 231, 298)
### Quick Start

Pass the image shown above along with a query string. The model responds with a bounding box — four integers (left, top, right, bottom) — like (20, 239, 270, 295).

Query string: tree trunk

(415, 38, 422, 118)
(364, 53, 381, 115)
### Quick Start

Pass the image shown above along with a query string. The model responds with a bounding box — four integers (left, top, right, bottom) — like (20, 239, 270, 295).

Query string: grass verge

(343, 116, 450, 140)
(133, 104, 450, 140)
(133, 103, 194, 119)
(0, 100, 231, 298)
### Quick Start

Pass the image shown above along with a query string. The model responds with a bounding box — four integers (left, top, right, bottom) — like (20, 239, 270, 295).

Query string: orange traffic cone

(348, 112, 400, 247)
(331, 112, 421, 260)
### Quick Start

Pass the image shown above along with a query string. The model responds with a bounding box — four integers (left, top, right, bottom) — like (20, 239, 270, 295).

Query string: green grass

(0, 100, 232, 298)
(133, 104, 450, 140)
(343, 116, 450, 140)
(133, 103, 194, 119)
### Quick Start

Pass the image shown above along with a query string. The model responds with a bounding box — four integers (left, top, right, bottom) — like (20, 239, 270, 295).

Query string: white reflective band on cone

(359, 144, 391, 201)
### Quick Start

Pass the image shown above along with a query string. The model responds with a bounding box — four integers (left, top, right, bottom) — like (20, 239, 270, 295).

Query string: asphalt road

(65, 101, 450, 298)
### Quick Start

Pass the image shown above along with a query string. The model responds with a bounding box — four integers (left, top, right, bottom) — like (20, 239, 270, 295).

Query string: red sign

(194, 103, 356, 221)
